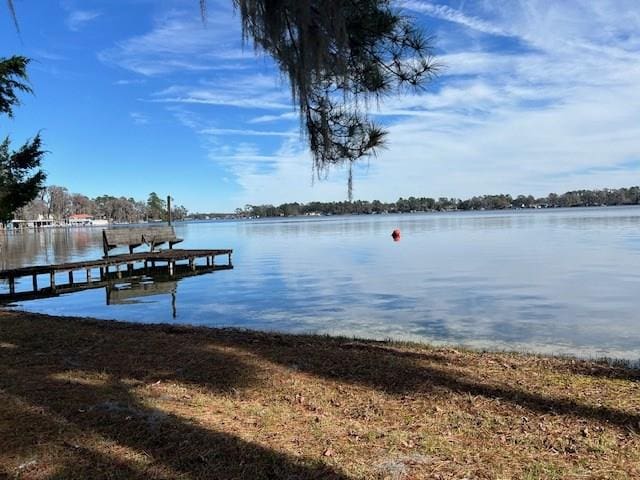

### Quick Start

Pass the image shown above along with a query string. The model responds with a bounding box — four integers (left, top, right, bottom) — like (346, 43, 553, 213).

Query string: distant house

(8, 217, 54, 229)
(67, 214, 109, 227)
(68, 214, 93, 226)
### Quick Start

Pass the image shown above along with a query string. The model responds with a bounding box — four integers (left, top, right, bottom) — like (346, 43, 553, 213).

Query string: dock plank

(0, 263, 233, 303)
(0, 249, 232, 279)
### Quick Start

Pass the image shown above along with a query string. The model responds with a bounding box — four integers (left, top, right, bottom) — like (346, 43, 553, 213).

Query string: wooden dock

(0, 249, 232, 302)
(0, 263, 232, 304)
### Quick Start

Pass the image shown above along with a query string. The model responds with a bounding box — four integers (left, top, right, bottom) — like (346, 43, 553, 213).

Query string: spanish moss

(6, 0, 19, 32)
(230, 0, 438, 199)
(199, 0, 207, 23)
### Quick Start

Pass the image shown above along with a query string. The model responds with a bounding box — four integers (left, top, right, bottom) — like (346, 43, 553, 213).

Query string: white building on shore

(67, 214, 108, 227)
(6, 214, 109, 229)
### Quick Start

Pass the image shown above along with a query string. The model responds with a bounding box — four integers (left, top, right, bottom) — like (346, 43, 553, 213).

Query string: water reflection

(1, 261, 232, 318)
(2, 207, 640, 360)
(0, 228, 102, 270)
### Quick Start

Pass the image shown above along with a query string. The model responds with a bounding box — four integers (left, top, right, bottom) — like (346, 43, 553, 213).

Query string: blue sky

(1, 0, 639, 212)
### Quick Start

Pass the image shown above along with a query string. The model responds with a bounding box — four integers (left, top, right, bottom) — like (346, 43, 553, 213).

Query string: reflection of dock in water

(108, 276, 180, 318)
(0, 262, 233, 307)
(105, 264, 234, 317)
(0, 249, 232, 302)
(107, 276, 178, 305)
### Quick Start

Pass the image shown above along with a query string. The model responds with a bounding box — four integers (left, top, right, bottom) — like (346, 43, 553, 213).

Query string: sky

(1, 0, 639, 212)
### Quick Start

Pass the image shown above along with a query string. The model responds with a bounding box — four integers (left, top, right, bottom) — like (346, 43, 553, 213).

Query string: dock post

(228, 252, 232, 266)
(206, 256, 211, 267)
(9, 276, 15, 295)
(116, 264, 122, 279)
(168, 261, 175, 276)
(86, 269, 92, 283)
(100, 267, 105, 280)
(50, 271, 56, 290)
(68, 271, 74, 285)
(32, 274, 38, 292)
(189, 258, 195, 271)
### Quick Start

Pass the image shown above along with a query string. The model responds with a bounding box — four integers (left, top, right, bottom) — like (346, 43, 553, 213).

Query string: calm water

(2, 207, 640, 360)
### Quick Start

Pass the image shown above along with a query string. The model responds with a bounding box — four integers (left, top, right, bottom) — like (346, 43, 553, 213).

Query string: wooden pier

(0, 249, 232, 302)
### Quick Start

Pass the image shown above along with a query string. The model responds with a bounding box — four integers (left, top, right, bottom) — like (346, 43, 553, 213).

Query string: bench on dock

(142, 226, 183, 252)
(103, 226, 183, 257)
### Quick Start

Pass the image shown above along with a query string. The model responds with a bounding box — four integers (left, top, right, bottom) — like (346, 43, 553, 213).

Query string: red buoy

(391, 229, 401, 241)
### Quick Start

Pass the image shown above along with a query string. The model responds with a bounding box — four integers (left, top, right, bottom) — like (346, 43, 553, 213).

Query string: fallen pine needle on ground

(0, 310, 638, 479)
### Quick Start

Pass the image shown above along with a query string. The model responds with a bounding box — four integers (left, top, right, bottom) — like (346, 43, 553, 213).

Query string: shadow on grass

(552, 359, 640, 383)
(206, 328, 640, 430)
(0, 313, 348, 479)
(1, 312, 639, 478)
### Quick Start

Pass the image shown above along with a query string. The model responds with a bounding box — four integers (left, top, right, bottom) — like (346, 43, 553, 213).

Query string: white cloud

(98, 7, 255, 76)
(151, 74, 292, 110)
(199, 127, 297, 137)
(114, 79, 146, 86)
(66, 10, 101, 32)
(248, 112, 298, 124)
(130, 112, 150, 125)
(401, 1, 511, 37)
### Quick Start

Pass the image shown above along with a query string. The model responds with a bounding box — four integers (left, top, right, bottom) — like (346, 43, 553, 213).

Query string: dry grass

(0, 309, 639, 479)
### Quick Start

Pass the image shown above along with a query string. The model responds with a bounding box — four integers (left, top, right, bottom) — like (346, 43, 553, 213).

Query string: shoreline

(1, 309, 639, 479)
(6, 306, 640, 367)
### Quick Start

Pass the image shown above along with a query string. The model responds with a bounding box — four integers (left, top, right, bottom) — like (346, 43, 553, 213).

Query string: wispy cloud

(130, 112, 150, 125)
(98, 8, 253, 76)
(31, 49, 67, 61)
(402, 1, 511, 37)
(114, 79, 146, 86)
(199, 127, 298, 137)
(66, 10, 101, 32)
(151, 74, 291, 110)
(248, 112, 298, 124)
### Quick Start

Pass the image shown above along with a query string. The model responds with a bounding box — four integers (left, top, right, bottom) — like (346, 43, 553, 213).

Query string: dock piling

(1, 248, 233, 301)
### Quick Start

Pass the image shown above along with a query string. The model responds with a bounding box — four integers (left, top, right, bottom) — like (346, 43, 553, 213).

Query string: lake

(1, 207, 640, 360)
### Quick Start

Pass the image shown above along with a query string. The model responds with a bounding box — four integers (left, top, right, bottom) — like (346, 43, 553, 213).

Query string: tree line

(234, 186, 640, 218)
(16, 188, 188, 224)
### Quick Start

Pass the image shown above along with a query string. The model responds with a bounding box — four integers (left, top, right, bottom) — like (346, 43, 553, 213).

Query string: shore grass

(1, 310, 639, 479)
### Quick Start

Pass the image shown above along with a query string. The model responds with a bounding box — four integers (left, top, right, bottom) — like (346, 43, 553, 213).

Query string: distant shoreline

(187, 203, 640, 221)
(3, 203, 639, 230)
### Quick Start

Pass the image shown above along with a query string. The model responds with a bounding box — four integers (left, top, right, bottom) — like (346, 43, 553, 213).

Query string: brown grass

(0, 309, 638, 479)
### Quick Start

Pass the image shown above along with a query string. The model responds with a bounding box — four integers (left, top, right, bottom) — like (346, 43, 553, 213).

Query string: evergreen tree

(0, 56, 47, 225)
(146, 192, 167, 220)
